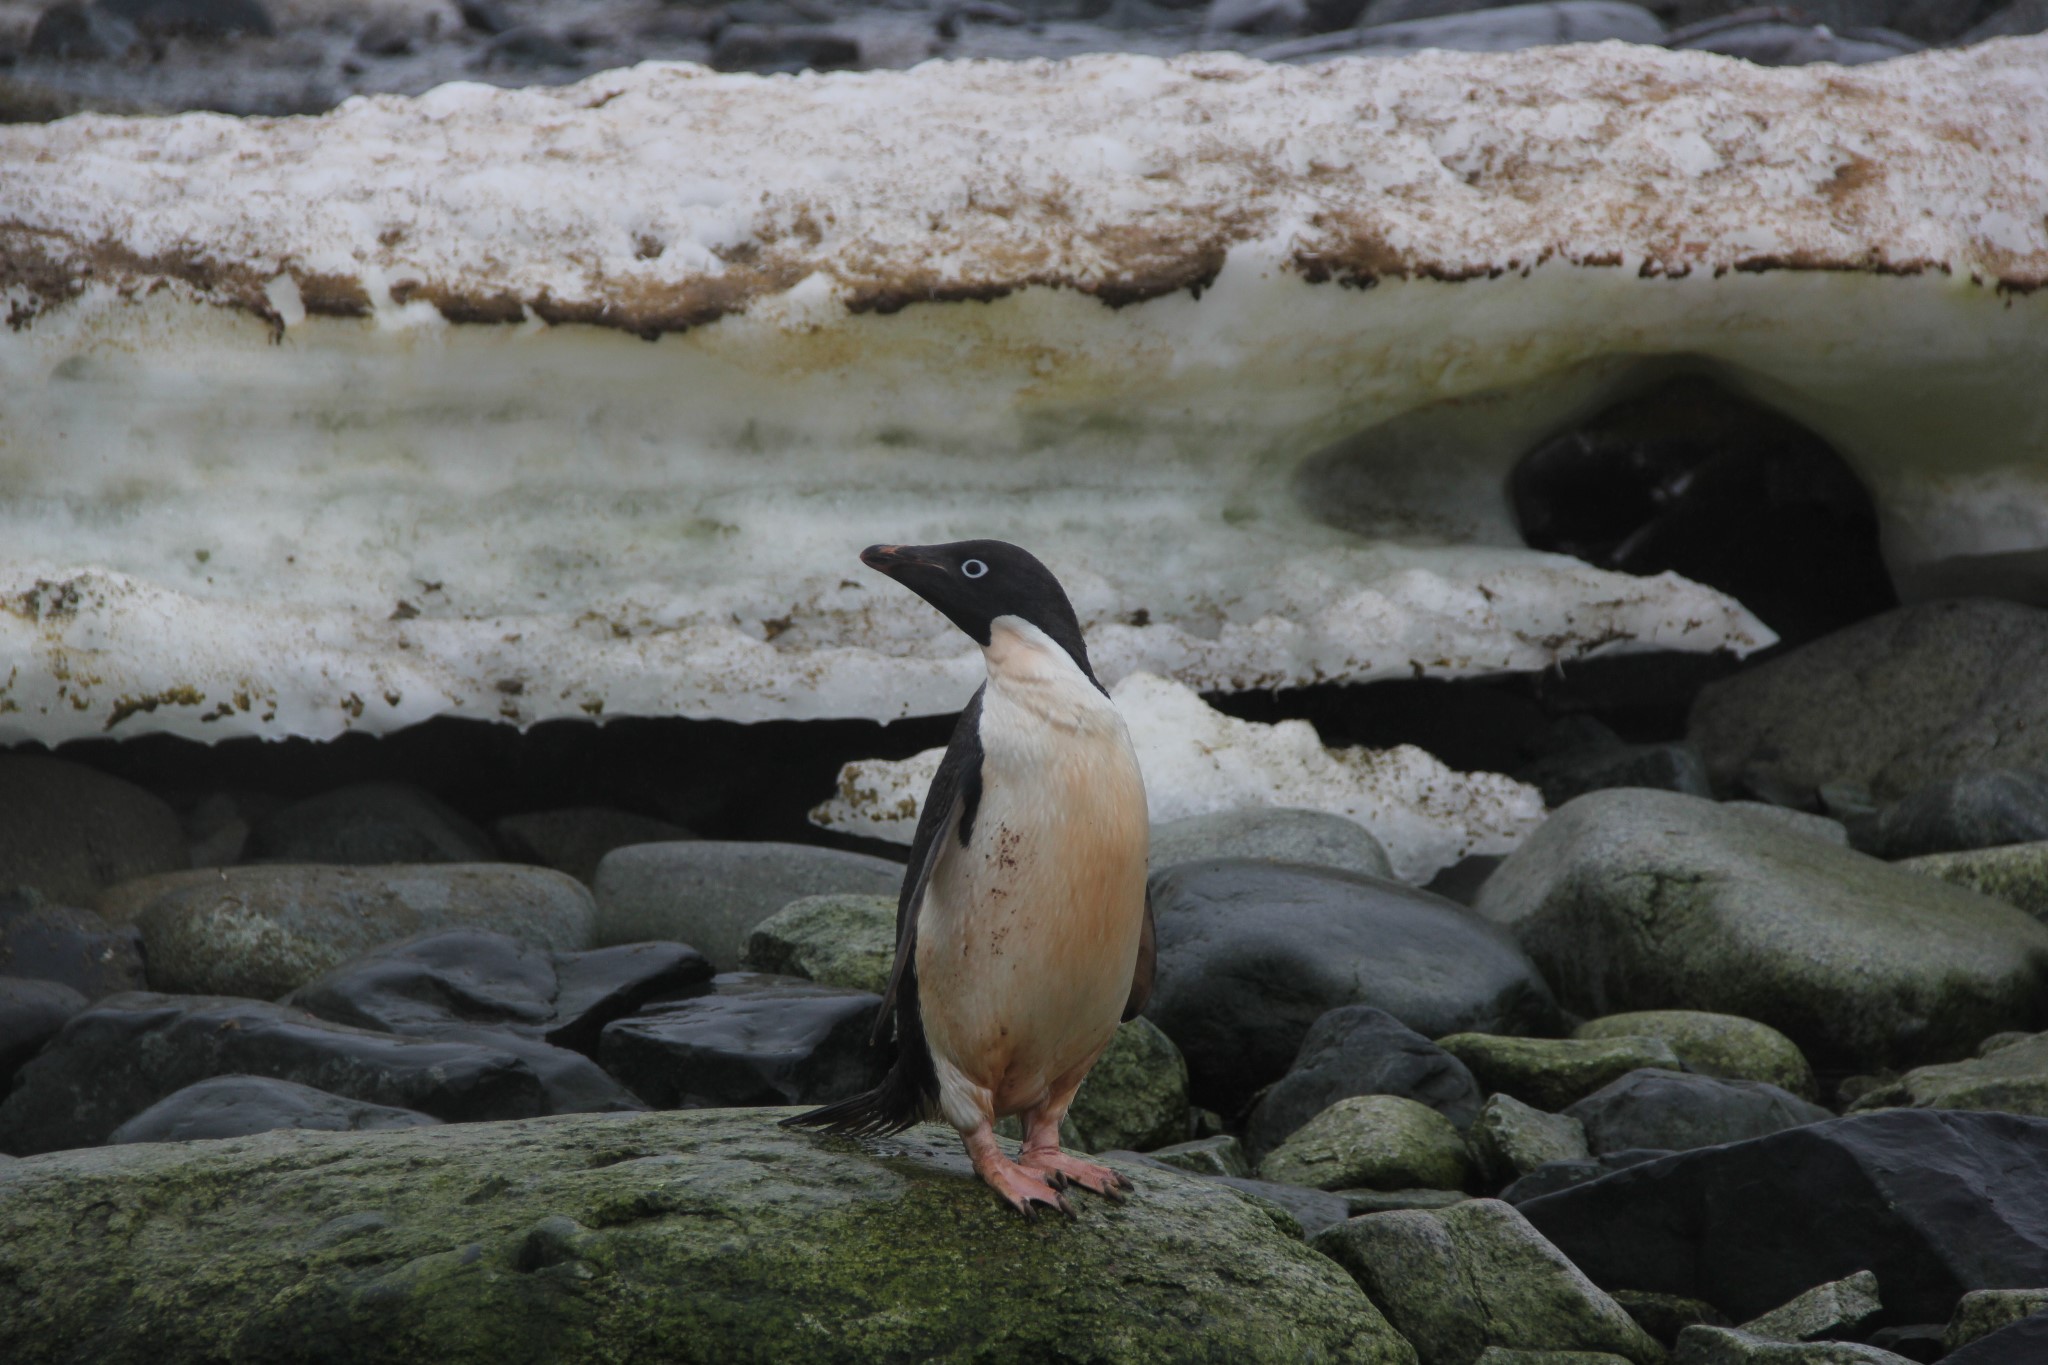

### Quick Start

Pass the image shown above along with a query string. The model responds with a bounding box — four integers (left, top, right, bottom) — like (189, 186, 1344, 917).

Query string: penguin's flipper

(1120, 892, 1156, 1023)
(780, 687, 982, 1138)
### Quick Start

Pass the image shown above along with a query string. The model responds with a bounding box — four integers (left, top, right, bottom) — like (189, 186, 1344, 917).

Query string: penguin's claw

(968, 1139, 1073, 1218)
(1020, 1150, 1131, 1201)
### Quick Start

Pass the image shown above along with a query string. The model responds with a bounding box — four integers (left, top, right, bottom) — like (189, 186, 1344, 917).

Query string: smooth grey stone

(288, 928, 559, 1034)
(247, 781, 496, 865)
(0, 976, 87, 1090)
(1424, 853, 1505, 906)
(600, 974, 884, 1109)
(0, 755, 188, 906)
(492, 806, 693, 885)
(107, 1074, 440, 1144)
(1204, 0, 1309, 36)
(1565, 1069, 1831, 1156)
(1262, 1, 1663, 61)
(0, 992, 545, 1154)
(1872, 769, 2048, 858)
(1688, 601, 2048, 804)
(1519, 1110, 2048, 1326)
(1148, 859, 1558, 1115)
(1518, 741, 1711, 809)
(1247, 1005, 1482, 1161)
(1212, 1174, 1355, 1238)
(594, 840, 901, 971)
(1897, 841, 2048, 925)
(0, 888, 145, 1000)
(1341, 1186, 1472, 1215)
(1477, 789, 2048, 1073)
(1740, 1270, 1883, 1344)
(1149, 807, 1392, 879)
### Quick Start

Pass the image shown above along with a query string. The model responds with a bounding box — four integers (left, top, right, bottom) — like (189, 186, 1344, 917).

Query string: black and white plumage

(783, 539, 1154, 1216)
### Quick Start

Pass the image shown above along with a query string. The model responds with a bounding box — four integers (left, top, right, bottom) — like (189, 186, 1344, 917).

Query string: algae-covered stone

(121, 864, 597, 1000)
(1313, 1197, 1664, 1365)
(741, 893, 897, 994)
(1476, 1351, 1634, 1365)
(0, 1110, 1413, 1365)
(1437, 1034, 1682, 1113)
(1575, 1012, 1816, 1100)
(1848, 1033, 2048, 1117)
(1898, 841, 2048, 924)
(1147, 1135, 1249, 1177)
(1672, 1325, 1911, 1363)
(1259, 1094, 1472, 1192)
(1063, 1016, 1190, 1153)
(1612, 1291, 1729, 1346)
(1149, 807, 1393, 879)
(1739, 1271, 1881, 1343)
(1470, 1093, 1590, 1186)
(1944, 1289, 2048, 1353)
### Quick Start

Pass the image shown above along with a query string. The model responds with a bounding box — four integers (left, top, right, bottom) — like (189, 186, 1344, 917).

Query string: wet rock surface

(106, 1073, 442, 1143)
(0, 888, 146, 1000)
(1562, 1069, 1831, 1155)
(1247, 1005, 1483, 1160)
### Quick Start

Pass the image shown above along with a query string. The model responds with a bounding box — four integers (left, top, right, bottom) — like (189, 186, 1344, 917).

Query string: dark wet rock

(1564, 1069, 1831, 1156)
(1688, 601, 2048, 804)
(0, 755, 188, 906)
(1150, 806, 1392, 879)
(482, 26, 584, 69)
(709, 24, 859, 72)
(26, 1, 139, 59)
(353, 9, 419, 56)
(593, 840, 901, 970)
(491, 806, 693, 885)
(1871, 769, 2048, 859)
(1469, 1093, 1590, 1186)
(1247, 1006, 1483, 1161)
(1423, 853, 1504, 907)
(1613, 1289, 1731, 1347)
(0, 888, 145, 999)
(106, 1074, 442, 1144)
(115, 863, 596, 999)
(1500, 1148, 1674, 1204)
(1263, 0, 1663, 60)
(600, 974, 884, 1109)
(1740, 1270, 1882, 1344)
(1313, 1198, 1665, 1365)
(0, 992, 546, 1154)
(247, 780, 497, 865)
(456, 0, 510, 34)
(1204, 0, 1309, 36)
(1673, 1325, 1913, 1362)
(1476, 789, 2048, 1072)
(1148, 859, 1559, 1115)
(1518, 1110, 2048, 1326)
(1946, 1291, 2048, 1355)
(98, 0, 273, 37)
(1965, 0, 2048, 41)
(414, 1022, 645, 1115)
(0, 976, 85, 1090)
(1665, 11, 1924, 65)
(546, 940, 714, 1055)
(1517, 741, 1711, 809)
(1937, 1311, 2048, 1365)
(1213, 1173, 1356, 1238)
(1896, 841, 2048, 925)
(289, 927, 558, 1035)
(1575, 1010, 1817, 1099)
(0, 1112, 1408, 1364)
(1846, 1031, 2048, 1118)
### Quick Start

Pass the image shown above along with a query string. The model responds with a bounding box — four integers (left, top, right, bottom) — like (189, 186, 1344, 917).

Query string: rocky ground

(4, 594, 2048, 1360)
(2, 0, 2045, 119)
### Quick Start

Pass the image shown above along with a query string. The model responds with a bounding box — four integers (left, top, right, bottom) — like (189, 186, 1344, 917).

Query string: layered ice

(3, 39, 2044, 743)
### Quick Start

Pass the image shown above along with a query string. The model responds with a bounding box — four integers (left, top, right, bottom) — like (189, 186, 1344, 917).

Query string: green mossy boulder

(0, 1109, 1412, 1365)
(1574, 1012, 1816, 1100)
(741, 893, 897, 995)
(1469, 1093, 1589, 1186)
(1738, 1271, 1881, 1343)
(1944, 1288, 2048, 1353)
(1259, 1094, 1473, 1192)
(1672, 1325, 1909, 1362)
(1313, 1198, 1664, 1365)
(1436, 1035, 1682, 1113)
(1847, 1032, 2048, 1117)
(1065, 1016, 1191, 1153)
(1897, 841, 2048, 924)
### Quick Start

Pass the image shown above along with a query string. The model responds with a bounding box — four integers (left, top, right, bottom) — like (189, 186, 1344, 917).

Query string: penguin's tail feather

(780, 1060, 934, 1138)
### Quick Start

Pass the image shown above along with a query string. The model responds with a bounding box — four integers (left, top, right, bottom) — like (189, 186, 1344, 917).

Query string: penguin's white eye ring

(961, 559, 989, 579)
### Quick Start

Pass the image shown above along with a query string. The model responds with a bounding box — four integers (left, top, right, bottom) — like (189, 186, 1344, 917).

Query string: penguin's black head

(861, 539, 1098, 681)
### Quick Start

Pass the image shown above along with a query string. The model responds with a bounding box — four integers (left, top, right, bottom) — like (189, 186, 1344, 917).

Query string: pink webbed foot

(964, 1128, 1072, 1219)
(1019, 1147, 1133, 1201)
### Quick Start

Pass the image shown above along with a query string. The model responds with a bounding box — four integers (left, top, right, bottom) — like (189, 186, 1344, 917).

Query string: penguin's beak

(860, 544, 937, 577)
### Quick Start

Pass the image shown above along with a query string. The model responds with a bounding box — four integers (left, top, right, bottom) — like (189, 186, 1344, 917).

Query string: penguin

(783, 539, 1155, 1217)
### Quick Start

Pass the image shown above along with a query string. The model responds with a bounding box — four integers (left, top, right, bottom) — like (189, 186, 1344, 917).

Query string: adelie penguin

(784, 539, 1154, 1217)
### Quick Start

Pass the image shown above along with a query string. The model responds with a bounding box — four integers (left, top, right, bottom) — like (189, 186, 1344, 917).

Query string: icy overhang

(2, 39, 2044, 743)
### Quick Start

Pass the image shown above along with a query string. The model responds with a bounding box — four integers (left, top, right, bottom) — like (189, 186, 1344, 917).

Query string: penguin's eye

(961, 559, 989, 579)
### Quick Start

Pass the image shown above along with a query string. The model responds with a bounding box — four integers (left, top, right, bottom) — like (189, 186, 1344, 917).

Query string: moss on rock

(0, 1108, 1410, 1364)
(1573, 1012, 1816, 1100)
(740, 893, 897, 995)
(1436, 1034, 1683, 1113)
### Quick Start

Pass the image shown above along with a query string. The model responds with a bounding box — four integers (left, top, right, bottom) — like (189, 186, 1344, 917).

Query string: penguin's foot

(1019, 1148, 1132, 1201)
(963, 1126, 1072, 1220)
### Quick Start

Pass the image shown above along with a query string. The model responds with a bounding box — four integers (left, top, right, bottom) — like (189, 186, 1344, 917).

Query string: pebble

(1261, 0, 1664, 60)
(1664, 12, 1925, 65)
(709, 25, 860, 72)
(98, 0, 274, 38)
(1145, 1133, 1250, 1176)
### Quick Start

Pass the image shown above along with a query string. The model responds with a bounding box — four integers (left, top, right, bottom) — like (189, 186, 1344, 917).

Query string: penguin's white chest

(916, 620, 1149, 1123)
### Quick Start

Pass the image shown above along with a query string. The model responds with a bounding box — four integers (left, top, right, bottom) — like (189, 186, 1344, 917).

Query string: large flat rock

(0, 1109, 1414, 1364)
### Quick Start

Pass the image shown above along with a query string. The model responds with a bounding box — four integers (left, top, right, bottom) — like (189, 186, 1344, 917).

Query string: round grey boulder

(246, 781, 496, 865)
(0, 756, 187, 906)
(1562, 1069, 1831, 1156)
(1149, 807, 1392, 879)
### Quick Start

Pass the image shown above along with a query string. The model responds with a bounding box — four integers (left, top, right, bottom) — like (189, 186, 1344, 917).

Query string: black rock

(106, 1074, 442, 1144)
(456, 0, 510, 34)
(1519, 1110, 2048, 1326)
(0, 977, 86, 1091)
(245, 781, 497, 865)
(708, 24, 858, 73)
(1146, 860, 1560, 1115)
(1963, 0, 2048, 42)
(546, 940, 713, 1055)
(1245, 1006, 1483, 1161)
(1866, 1323, 1949, 1363)
(0, 993, 545, 1155)
(1665, 12, 1925, 65)
(0, 888, 145, 1000)
(481, 26, 584, 70)
(406, 1022, 644, 1115)
(1562, 1068, 1831, 1155)
(1499, 1147, 1673, 1203)
(600, 973, 883, 1109)
(97, 0, 273, 38)
(0, 756, 189, 906)
(1517, 740, 1711, 809)
(1873, 768, 2048, 858)
(1945, 1311, 2048, 1365)
(26, 1, 139, 59)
